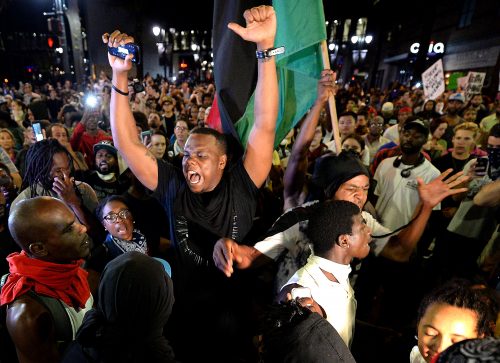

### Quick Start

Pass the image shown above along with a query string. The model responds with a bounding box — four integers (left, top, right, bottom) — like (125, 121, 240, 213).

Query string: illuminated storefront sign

(410, 42, 445, 55)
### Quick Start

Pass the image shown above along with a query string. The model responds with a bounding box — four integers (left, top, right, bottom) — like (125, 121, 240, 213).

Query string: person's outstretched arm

(228, 6, 278, 188)
(380, 169, 469, 262)
(283, 70, 335, 209)
(474, 179, 500, 207)
(213, 237, 273, 277)
(102, 31, 159, 190)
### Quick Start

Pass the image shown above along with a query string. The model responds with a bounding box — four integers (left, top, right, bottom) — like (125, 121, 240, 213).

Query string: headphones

(393, 154, 425, 178)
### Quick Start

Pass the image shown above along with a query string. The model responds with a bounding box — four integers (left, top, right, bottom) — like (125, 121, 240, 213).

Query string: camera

(131, 79, 145, 93)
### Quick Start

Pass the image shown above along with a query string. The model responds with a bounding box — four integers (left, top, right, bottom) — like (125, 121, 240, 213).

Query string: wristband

(256, 46, 285, 60)
(112, 84, 129, 96)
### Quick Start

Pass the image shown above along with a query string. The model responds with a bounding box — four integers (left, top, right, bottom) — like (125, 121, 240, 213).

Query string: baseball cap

(403, 118, 429, 137)
(93, 140, 117, 156)
(448, 93, 465, 103)
(398, 106, 412, 115)
(381, 102, 394, 112)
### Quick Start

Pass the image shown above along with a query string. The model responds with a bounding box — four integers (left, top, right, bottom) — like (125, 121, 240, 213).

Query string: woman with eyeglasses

(85, 195, 152, 293)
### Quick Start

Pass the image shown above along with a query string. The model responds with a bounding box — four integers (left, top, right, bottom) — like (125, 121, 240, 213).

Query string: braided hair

(22, 139, 75, 198)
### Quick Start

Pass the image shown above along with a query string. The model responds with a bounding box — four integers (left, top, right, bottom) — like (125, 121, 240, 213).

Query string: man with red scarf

(1, 197, 93, 363)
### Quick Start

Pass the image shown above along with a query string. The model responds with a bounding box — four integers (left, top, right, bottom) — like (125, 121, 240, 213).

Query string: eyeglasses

(103, 209, 131, 223)
(175, 126, 188, 131)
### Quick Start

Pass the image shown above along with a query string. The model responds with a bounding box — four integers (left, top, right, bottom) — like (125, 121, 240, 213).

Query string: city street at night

(0, 1, 499, 362)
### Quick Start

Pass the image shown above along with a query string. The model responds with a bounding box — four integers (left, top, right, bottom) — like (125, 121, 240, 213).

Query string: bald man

(0, 197, 93, 363)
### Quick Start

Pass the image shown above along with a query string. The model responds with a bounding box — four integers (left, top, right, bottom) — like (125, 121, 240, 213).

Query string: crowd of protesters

(0, 5, 499, 363)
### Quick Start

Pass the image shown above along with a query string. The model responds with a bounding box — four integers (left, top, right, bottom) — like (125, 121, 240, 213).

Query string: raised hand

(228, 5, 276, 49)
(417, 168, 470, 208)
(52, 172, 80, 207)
(102, 30, 135, 73)
(316, 70, 337, 104)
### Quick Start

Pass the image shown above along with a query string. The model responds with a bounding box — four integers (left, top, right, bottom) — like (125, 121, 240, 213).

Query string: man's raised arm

(229, 6, 278, 188)
(283, 70, 335, 210)
(103, 31, 159, 191)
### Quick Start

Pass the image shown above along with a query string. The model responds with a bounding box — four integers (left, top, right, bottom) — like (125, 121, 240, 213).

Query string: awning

(443, 46, 500, 71)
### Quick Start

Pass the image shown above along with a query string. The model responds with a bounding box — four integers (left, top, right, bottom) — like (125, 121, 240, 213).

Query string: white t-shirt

(409, 346, 426, 363)
(382, 124, 400, 144)
(374, 156, 440, 230)
(364, 135, 390, 163)
(63, 295, 94, 339)
(282, 255, 356, 347)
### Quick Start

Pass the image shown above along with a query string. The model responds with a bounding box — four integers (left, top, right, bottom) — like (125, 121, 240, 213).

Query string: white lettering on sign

(410, 42, 445, 54)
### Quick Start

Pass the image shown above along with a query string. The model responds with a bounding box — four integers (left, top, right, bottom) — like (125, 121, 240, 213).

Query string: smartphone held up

(32, 122, 45, 142)
(108, 43, 141, 64)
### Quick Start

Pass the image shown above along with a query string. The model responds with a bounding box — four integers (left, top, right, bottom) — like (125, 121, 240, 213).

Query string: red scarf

(0, 251, 90, 309)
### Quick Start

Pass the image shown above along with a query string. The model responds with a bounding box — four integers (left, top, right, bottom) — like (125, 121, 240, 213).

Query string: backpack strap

(26, 290, 73, 344)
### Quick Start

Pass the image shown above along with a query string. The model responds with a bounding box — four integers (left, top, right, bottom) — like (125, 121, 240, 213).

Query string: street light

(350, 35, 373, 66)
(152, 25, 171, 79)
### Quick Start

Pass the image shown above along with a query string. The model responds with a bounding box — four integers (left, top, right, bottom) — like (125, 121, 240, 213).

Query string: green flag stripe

(235, 0, 327, 149)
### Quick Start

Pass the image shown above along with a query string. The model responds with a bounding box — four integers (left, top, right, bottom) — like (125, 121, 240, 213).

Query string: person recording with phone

(433, 124, 500, 281)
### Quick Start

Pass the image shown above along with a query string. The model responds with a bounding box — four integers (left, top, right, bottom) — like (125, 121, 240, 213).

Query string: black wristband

(112, 84, 129, 96)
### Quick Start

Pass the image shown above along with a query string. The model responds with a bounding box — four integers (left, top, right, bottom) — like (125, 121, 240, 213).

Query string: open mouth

(187, 170, 201, 184)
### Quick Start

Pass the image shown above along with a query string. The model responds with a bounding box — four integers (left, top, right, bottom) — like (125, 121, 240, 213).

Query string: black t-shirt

(46, 98, 63, 121)
(84, 171, 127, 201)
(154, 158, 259, 361)
(154, 158, 258, 272)
(162, 114, 176, 138)
(433, 153, 472, 174)
(433, 153, 473, 209)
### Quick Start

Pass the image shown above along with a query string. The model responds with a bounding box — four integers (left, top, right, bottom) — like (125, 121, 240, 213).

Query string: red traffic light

(48, 37, 54, 48)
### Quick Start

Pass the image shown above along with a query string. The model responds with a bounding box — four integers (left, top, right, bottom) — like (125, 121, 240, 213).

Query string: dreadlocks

(22, 139, 75, 198)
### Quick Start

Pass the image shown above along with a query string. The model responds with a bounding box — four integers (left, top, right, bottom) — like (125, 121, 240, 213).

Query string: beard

(401, 143, 422, 155)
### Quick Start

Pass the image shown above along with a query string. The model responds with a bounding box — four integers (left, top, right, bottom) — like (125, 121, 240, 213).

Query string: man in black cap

(373, 117, 442, 231)
(84, 140, 128, 201)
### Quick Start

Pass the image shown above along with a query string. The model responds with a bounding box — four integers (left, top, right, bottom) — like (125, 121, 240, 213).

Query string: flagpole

(320, 40, 341, 153)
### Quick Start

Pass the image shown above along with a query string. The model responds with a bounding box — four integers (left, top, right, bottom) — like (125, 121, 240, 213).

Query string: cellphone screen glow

(33, 123, 44, 141)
